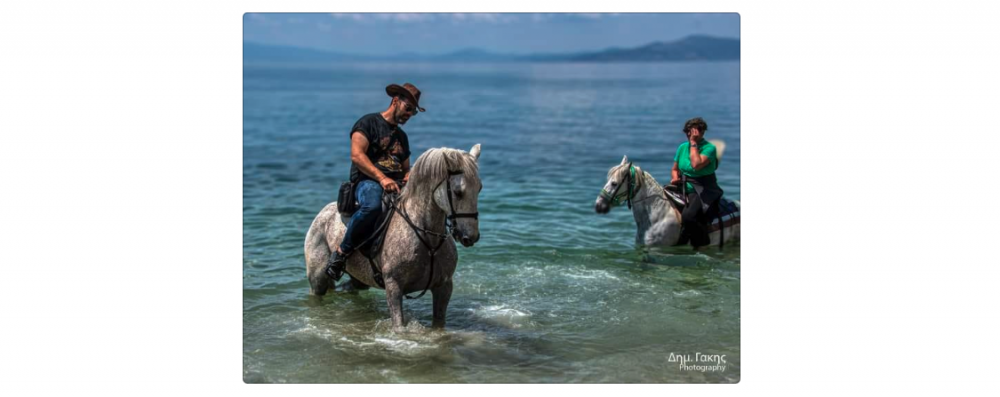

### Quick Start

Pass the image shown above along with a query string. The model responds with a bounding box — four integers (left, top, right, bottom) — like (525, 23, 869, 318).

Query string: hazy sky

(243, 13, 740, 55)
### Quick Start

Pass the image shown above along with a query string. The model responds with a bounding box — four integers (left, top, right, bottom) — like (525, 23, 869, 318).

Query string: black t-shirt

(349, 113, 411, 183)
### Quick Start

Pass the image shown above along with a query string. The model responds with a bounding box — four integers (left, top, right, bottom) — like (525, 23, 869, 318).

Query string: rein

(366, 161, 477, 300)
(395, 199, 447, 300)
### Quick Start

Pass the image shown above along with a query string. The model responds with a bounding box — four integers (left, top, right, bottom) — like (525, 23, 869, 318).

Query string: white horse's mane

(401, 147, 480, 204)
(607, 162, 659, 186)
(607, 163, 629, 179)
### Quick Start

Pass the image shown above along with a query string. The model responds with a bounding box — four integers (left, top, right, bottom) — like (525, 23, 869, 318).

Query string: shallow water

(243, 61, 740, 383)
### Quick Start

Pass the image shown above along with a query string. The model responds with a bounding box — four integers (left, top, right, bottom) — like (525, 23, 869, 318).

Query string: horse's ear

(470, 144, 481, 161)
(620, 155, 628, 166)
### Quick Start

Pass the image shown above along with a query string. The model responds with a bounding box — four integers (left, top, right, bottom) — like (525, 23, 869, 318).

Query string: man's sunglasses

(398, 97, 416, 114)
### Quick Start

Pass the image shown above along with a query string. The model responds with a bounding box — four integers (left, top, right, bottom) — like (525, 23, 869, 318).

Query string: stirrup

(325, 253, 346, 281)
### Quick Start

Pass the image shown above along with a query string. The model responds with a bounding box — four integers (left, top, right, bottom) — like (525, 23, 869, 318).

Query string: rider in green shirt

(670, 117, 724, 248)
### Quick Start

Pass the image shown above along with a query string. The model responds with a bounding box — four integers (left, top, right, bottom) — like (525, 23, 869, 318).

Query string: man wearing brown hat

(325, 83, 425, 281)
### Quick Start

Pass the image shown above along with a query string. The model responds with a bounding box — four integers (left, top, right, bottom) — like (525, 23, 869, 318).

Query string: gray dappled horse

(305, 145, 483, 331)
(595, 155, 740, 248)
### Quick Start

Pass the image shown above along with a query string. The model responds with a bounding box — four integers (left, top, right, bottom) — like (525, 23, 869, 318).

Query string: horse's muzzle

(595, 198, 610, 214)
(455, 231, 479, 247)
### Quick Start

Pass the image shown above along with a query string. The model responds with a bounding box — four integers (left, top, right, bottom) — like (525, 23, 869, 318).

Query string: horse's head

(595, 155, 633, 214)
(405, 144, 483, 247)
(431, 144, 482, 247)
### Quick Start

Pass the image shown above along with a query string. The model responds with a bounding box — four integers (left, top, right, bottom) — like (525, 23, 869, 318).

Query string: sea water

(243, 61, 740, 383)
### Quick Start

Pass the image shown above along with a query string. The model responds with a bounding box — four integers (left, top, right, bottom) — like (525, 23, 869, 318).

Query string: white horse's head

(595, 155, 633, 214)
(403, 144, 483, 247)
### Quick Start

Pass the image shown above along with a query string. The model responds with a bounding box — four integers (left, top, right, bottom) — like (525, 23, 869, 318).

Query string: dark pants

(340, 180, 383, 254)
(683, 193, 718, 248)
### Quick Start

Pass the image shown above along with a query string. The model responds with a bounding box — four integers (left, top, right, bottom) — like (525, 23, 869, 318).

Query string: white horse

(594, 154, 740, 248)
(304, 145, 483, 331)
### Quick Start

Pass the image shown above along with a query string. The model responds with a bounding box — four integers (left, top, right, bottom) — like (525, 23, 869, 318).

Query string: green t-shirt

(674, 141, 719, 192)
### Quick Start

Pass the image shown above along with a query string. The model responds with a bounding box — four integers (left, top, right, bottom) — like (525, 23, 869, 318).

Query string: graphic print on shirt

(376, 136, 405, 173)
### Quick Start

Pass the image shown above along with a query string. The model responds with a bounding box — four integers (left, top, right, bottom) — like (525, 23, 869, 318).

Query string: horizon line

(243, 34, 741, 58)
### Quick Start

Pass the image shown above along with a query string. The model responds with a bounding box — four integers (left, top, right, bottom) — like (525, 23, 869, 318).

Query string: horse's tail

(304, 202, 339, 295)
(708, 139, 726, 160)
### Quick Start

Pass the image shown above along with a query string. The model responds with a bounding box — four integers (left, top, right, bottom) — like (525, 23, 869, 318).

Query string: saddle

(337, 185, 395, 260)
(662, 184, 740, 248)
(357, 199, 393, 260)
(338, 194, 398, 290)
(663, 184, 687, 212)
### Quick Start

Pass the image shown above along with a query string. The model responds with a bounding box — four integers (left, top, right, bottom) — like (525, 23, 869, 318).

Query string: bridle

(382, 160, 478, 300)
(600, 163, 641, 210)
(436, 168, 480, 240)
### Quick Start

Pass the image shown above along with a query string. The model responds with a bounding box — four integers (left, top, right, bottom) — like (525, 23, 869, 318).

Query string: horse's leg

(305, 203, 343, 296)
(431, 280, 453, 329)
(384, 278, 406, 332)
(305, 233, 333, 296)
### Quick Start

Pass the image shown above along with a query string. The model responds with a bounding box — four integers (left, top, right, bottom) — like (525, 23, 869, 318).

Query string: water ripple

(244, 61, 740, 383)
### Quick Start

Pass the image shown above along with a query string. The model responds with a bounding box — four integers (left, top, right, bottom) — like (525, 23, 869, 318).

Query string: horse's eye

(453, 188, 464, 200)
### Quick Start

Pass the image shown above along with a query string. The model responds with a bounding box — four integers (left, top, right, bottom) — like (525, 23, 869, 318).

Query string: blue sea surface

(243, 61, 740, 383)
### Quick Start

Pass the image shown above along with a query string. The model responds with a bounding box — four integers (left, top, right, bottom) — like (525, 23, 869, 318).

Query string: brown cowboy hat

(385, 82, 426, 112)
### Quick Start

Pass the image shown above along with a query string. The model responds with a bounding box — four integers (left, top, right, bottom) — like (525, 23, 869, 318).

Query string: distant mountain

(569, 35, 740, 61)
(243, 42, 359, 62)
(243, 35, 739, 63)
(435, 48, 515, 61)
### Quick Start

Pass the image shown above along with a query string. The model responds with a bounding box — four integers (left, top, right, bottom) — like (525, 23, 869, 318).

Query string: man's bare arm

(351, 132, 400, 193)
(351, 132, 387, 181)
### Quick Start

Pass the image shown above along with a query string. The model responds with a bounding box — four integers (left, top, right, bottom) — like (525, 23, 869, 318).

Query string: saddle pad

(709, 199, 740, 233)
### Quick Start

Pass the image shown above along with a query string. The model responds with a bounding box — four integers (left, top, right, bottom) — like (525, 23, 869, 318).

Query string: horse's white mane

(607, 163, 629, 179)
(607, 162, 659, 187)
(401, 147, 480, 203)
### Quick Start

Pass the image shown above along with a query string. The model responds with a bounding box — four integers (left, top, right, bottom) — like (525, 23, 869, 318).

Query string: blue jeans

(340, 180, 383, 254)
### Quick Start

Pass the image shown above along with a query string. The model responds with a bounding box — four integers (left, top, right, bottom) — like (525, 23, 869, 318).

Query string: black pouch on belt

(337, 181, 358, 215)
